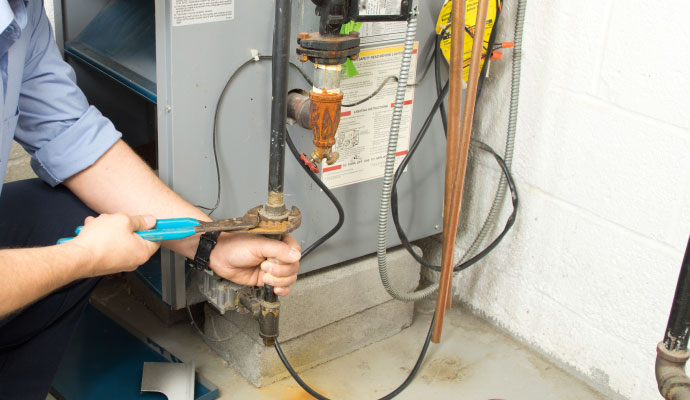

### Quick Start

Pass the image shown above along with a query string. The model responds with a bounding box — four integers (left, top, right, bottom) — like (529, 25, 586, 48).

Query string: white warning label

(321, 43, 418, 189)
(359, 21, 408, 45)
(172, 0, 234, 27)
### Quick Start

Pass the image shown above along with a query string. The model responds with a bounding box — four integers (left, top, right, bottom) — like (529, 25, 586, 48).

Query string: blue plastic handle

(58, 218, 201, 244)
(74, 218, 200, 235)
(153, 218, 200, 229)
(136, 226, 198, 241)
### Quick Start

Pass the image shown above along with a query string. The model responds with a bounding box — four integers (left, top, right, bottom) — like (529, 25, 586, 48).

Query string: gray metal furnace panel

(155, 0, 448, 276)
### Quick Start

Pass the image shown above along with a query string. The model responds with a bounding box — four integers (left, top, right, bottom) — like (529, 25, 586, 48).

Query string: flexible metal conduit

(377, 11, 439, 302)
(461, 0, 526, 263)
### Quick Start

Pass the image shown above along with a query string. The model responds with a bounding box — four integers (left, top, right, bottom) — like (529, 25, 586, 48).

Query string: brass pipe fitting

(263, 191, 287, 218)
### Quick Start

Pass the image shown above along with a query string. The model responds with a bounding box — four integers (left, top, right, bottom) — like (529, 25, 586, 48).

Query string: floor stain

(262, 385, 331, 400)
(421, 357, 472, 384)
(525, 353, 554, 380)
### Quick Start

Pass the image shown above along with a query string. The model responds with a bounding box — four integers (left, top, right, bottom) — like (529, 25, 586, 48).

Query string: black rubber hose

(285, 128, 344, 258)
(476, 0, 503, 97)
(434, 33, 448, 133)
(274, 314, 436, 400)
(198, 56, 312, 214)
(390, 75, 519, 273)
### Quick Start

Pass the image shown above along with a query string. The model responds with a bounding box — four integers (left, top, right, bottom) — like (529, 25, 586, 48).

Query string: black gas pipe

(266, 0, 292, 204)
(259, 0, 293, 347)
(657, 235, 690, 400)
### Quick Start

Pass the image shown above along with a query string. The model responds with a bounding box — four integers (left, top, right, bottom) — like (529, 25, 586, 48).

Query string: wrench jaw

(194, 205, 301, 347)
(251, 206, 302, 235)
(195, 206, 301, 236)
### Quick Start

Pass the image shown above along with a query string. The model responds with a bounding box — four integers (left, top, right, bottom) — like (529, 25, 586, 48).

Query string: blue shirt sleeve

(13, 1, 121, 186)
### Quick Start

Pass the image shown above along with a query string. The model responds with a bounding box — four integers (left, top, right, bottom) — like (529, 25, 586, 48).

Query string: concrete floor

(91, 277, 609, 400)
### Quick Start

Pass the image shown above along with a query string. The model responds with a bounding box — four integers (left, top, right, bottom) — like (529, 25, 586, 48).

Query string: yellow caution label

(436, 0, 499, 80)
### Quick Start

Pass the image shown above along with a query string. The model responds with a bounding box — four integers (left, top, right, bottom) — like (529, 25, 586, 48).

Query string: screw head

(434, 225, 440, 230)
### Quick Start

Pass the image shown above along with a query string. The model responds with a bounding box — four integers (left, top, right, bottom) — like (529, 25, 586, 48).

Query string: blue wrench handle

(57, 218, 201, 244)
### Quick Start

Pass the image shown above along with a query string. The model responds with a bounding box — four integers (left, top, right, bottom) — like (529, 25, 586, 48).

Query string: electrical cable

(434, 33, 448, 133)
(285, 128, 345, 258)
(390, 79, 518, 273)
(198, 45, 433, 212)
(342, 75, 397, 108)
(274, 314, 436, 400)
(196, 55, 311, 214)
(342, 30, 438, 108)
(391, 0, 518, 273)
(476, 0, 503, 97)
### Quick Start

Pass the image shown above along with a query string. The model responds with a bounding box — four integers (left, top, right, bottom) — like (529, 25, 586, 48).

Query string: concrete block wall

(422, 0, 690, 399)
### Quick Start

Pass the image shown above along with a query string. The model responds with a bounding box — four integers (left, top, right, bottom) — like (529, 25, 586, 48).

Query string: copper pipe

(432, 0, 466, 344)
(433, 0, 490, 344)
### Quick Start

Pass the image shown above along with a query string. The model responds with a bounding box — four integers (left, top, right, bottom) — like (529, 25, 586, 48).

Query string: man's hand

(65, 213, 160, 278)
(209, 234, 301, 296)
(63, 140, 301, 294)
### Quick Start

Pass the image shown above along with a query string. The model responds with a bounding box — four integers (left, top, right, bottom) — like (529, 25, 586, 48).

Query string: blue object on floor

(51, 305, 219, 400)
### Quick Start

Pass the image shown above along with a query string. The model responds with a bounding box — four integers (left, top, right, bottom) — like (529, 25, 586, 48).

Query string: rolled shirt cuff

(30, 106, 122, 186)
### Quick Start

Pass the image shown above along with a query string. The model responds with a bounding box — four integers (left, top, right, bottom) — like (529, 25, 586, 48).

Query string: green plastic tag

(339, 21, 362, 35)
(340, 22, 362, 77)
(344, 59, 358, 77)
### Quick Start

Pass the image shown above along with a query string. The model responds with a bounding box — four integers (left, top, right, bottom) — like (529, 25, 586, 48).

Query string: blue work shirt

(0, 0, 121, 194)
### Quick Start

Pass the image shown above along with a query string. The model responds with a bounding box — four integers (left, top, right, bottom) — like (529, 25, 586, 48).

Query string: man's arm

(65, 140, 203, 256)
(0, 214, 159, 318)
(64, 140, 301, 296)
(7, 2, 299, 304)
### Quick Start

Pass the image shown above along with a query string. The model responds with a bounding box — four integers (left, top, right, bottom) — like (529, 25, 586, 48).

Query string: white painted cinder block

(515, 89, 690, 249)
(427, 0, 690, 399)
(599, 0, 690, 130)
